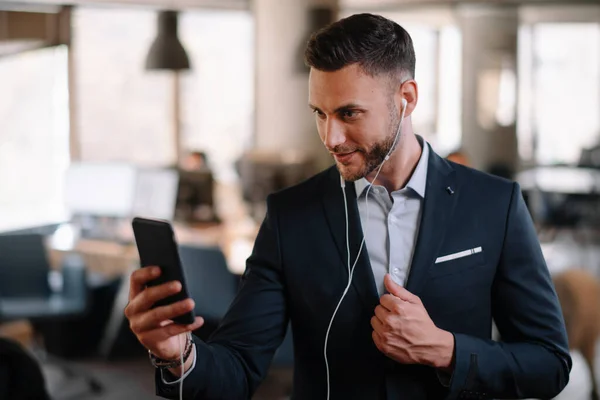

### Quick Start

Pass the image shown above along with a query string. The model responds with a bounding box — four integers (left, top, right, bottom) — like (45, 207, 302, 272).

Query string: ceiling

(341, 0, 600, 10)
(0, 0, 248, 11)
(2, 0, 598, 12)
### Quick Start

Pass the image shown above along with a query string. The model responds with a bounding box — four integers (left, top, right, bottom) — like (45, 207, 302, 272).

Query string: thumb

(384, 274, 402, 296)
(384, 274, 419, 303)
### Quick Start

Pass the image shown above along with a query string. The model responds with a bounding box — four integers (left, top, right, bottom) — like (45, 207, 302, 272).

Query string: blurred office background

(0, 0, 600, 399)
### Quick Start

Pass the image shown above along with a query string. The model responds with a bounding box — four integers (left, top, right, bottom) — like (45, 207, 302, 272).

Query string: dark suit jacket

(157, 146, 571, 400)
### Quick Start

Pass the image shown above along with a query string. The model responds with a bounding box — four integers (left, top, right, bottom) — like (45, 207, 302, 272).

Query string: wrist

(167, 348, 195, 377)
(430, 329, 455, 370)
(149, 333, 193, 370)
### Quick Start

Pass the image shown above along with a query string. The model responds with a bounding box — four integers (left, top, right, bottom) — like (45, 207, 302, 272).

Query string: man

(125, 13, 571, 399)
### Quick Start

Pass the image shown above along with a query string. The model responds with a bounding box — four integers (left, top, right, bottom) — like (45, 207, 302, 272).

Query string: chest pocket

(429, 247, 486, 278)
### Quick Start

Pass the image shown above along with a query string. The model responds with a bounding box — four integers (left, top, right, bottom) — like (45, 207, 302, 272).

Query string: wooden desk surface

(46, 220, 257, 278)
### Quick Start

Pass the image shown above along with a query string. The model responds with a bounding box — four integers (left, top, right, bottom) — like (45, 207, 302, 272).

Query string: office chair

(178, 245, 238, 330)
(98, 246, 243, 361)
(0, 336, 52, 400)
(554, 268, 600, 400)
(178, 245, 294, 368)
(0, 233, 103, 398)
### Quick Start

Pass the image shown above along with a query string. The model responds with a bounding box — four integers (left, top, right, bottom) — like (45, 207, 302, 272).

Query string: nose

(322, 118, 346, 152)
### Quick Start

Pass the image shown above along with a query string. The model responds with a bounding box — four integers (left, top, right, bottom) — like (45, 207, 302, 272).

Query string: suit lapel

(321, 168, 379, 310)
(405, 148, 458, 296)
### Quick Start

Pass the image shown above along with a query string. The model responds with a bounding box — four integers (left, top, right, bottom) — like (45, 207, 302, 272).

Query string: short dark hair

(304, 13, 416, 80)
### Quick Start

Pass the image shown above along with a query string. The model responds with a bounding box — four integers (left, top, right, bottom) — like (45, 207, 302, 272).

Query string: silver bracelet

(148, 333, 193, 369)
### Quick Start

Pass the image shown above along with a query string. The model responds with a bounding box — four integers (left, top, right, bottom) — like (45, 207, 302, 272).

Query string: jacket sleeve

(445, 182, 572, 400)
(156, 195, 289, 399)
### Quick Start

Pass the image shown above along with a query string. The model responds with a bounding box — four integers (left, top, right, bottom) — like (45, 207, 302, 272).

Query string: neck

(365, 127, 422, 193)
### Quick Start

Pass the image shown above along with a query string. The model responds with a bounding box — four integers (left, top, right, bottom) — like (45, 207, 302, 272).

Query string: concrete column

(252, 0, 338, 171)
(458, 5, 519, 174)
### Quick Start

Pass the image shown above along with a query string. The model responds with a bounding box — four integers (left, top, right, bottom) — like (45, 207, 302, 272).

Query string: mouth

(333, 151, 357, 164)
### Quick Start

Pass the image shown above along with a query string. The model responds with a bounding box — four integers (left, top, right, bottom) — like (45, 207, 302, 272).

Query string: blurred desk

(46, 221, 256, 277)
(517, 166, 600, 194)
(517, 166, 600, 227)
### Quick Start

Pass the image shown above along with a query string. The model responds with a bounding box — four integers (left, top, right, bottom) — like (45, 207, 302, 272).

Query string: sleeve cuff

(436, 332, 455, 388)
(444, 333, 480, 399)
(160, 344, 197, 385)
(436, 369, 452, 387)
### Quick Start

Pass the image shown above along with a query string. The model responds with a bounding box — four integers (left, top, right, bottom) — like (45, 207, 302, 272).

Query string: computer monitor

(64, 162, 137, 218)
(131, 168, 179, 221)
(175, 169, 216, 222)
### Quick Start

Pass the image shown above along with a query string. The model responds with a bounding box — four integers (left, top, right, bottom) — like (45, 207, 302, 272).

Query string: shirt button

(393, 268, 399, 274)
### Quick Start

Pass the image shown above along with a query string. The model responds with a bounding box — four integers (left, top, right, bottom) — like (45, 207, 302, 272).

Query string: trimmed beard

(337, 100, 402, 182)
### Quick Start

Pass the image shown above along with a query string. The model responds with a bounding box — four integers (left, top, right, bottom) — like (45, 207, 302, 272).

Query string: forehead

(308, 64, 389, 108)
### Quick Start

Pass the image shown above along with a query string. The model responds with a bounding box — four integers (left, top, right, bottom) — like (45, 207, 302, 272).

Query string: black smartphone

(131, 216, 195, 325)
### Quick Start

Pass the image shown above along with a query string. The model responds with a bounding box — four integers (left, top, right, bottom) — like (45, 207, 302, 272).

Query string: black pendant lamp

(145, 10, 190, 71)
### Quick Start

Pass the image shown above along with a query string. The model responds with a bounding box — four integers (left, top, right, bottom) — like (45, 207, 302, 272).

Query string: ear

(396, 79, 418, 118)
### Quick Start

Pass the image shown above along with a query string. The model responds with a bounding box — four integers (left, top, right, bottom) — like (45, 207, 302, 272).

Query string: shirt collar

(354, 136, 429, 198)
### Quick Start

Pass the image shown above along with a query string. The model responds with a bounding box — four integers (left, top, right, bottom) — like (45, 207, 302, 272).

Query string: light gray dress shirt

(354, 139, 429, 295)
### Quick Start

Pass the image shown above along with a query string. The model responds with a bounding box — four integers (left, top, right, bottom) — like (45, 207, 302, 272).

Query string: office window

(399, 24, 438, 139)
(340, 10, 462, 154)
(518, 23, 600, 164)
(434, 25, 462, 154)
(374, 21, 462, 154)
(73, 8, 255, 178)
(0, 46, 70, 231)
(73, 8, 174, 166)
(179, 10, 254, 182)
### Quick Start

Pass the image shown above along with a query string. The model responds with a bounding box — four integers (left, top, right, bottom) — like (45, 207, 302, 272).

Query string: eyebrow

(309, 103, 365, 113)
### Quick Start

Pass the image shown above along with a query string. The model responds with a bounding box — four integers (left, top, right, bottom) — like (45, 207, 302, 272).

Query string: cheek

(345, 123, 372, 146)
(316, 121, 325, 141)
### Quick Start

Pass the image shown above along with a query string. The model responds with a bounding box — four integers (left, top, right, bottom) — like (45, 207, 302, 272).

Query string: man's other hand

(371, 274, 454, 370)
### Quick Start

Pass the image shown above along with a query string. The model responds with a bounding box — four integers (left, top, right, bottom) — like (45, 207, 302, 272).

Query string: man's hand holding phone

(125, 266, 204, 376)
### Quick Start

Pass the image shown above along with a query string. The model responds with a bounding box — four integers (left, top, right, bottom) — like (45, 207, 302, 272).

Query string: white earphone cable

(324, 99, 407, 400)
(180, 333, 184, 400)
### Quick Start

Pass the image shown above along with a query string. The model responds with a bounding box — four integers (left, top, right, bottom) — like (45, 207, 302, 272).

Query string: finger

(130, 298, 195, 334)
(372, 330, 383, 350)
(129, 266, 161, 301)
(131, 298, 196, 334)
(379, 294, 402, 313)
(139, 317, 204, 347)
(159, 319, 174, 328)
(374, 304, 392, 324)
(384, 274, 420, 304)
(125, 280, 182, 318)
(370, 315, 385, 333)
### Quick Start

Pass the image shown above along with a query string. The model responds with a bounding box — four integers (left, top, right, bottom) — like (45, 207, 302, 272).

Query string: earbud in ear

(401, 98, 408, 110)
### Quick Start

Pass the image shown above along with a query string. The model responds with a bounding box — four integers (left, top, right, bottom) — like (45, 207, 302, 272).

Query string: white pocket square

(435, 247, 482, 264)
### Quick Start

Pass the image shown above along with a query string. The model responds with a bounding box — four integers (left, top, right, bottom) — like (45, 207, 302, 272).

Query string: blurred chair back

(553, 268, 600, 400)
(0, 234, 100, 396)
(0, 234, 51, 299)
(178, 245, 238, 321)
(0, 234, 88, 321)
(178, 245, 294, 366)
(272, 324, 294, 367)
(0, 337, 51, 400)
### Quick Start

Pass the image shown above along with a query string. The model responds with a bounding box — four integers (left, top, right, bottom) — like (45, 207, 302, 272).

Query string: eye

(341, 110, 356, 119)
(313, 109, 326, 119)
